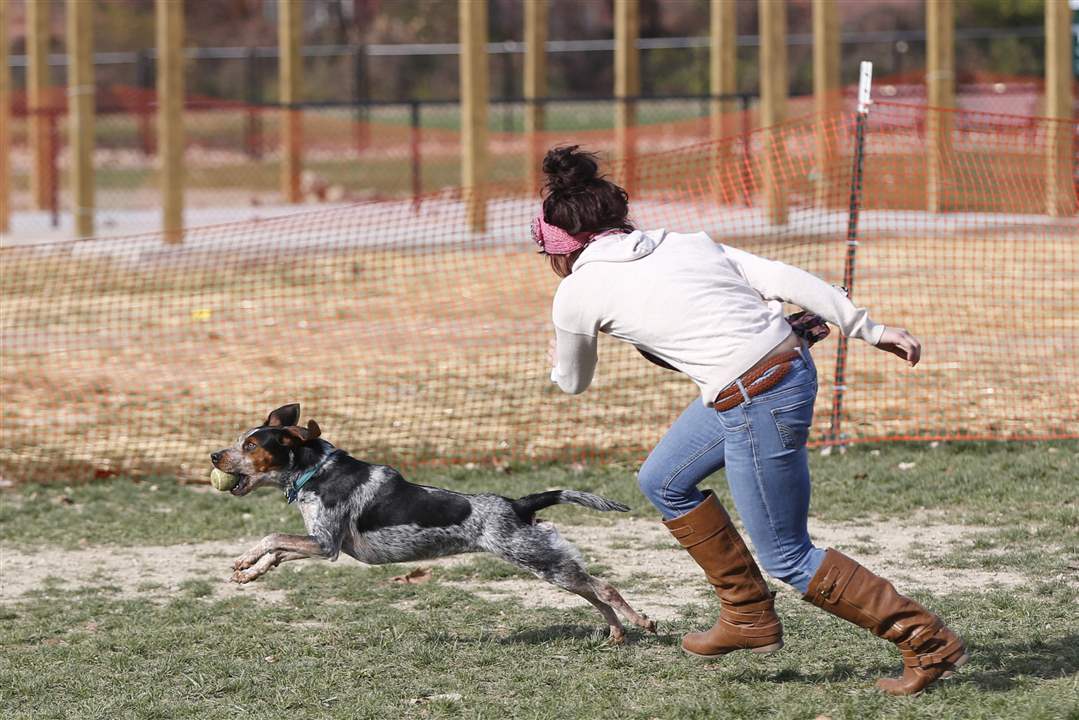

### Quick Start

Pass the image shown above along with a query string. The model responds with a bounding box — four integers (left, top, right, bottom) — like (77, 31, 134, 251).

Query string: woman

(534, 145, 967, 696)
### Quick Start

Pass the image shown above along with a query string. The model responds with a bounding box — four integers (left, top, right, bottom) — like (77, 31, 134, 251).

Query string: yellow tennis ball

(209, 467, 239, 492)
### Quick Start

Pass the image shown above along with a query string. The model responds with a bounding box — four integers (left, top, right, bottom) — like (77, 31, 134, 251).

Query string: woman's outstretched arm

(720, 243, 885, 346)
(722, 243, 921, 366)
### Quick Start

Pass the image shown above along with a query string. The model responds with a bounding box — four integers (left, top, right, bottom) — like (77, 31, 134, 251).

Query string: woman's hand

(876, 327, 921, 367)
(547, 337, 558, 369)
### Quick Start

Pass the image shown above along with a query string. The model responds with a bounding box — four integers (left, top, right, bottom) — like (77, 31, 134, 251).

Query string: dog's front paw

(233, 550, 263, 571)
(231, 568, 259, 584)
(231, 552, 278, 583)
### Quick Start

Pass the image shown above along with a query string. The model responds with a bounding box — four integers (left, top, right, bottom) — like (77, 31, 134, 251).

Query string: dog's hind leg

(536, 563, 628, 644)
(588, 577, 658, 635)
(543, 563, 659, 640)
(490, 523, 653, 644)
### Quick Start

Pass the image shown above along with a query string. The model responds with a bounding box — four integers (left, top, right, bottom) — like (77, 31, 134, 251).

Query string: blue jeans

(639, 346, 825, 594)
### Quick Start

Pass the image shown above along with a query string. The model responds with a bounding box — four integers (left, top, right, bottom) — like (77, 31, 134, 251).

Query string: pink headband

(531, 214, 592, 255)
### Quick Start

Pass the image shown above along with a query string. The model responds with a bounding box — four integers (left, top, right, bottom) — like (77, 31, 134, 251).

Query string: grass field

(1, 442, 1077, 719)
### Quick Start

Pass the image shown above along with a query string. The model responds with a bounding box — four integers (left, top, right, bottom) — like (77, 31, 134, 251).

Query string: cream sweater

(550, 228, 886, 405)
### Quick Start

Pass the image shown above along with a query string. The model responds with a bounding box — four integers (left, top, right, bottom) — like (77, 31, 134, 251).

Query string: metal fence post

(135, 50, 155, 156)
(739, 93, 751, 206)
(245, 47, 261, 159)
(827, 62, 873, 449)
(47, 109, 59, 227)
(353, 46, 369, 154)
(501, 53, 514, 132)
(410, 100, 421, 212)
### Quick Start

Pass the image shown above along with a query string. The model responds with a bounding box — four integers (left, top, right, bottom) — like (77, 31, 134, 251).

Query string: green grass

(2, 569, 1076, 719)
(5, 442, 1073, 551)
(2, 442, 1077, 719)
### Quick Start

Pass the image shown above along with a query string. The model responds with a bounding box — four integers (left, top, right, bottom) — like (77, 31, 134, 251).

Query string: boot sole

(878, 652, 972, 696)
(682, 640, 784, 659)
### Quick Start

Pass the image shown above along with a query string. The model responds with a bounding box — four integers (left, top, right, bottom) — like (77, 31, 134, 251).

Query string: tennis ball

(209, 467, 239, 492)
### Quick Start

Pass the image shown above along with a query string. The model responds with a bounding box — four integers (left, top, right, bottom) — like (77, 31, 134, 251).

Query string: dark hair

(541, 145, 633, 238)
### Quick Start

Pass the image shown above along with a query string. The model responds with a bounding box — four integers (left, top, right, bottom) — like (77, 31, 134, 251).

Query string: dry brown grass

(3, 214, 1076, 484)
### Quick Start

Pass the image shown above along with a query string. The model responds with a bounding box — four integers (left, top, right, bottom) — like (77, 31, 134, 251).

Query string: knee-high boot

(663, 490, 783, 657)
(804, 548, 969, 695)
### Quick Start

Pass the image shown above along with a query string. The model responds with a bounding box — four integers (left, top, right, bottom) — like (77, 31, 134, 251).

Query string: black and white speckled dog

(210, 404, 657, 642)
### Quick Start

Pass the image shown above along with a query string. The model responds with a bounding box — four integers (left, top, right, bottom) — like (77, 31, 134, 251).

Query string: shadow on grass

(959, 634, 1079, 692)
(500, 624, 608, 644)
(459, 623, 671, 646)
(766, 634, 1079, 692)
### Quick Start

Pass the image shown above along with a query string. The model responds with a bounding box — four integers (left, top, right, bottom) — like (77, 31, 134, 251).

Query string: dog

(210, 404, 657, 643)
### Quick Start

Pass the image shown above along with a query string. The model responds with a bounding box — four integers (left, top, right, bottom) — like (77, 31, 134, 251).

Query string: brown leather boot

(804, 548, 969, 695)
(664, 490, 783, 658)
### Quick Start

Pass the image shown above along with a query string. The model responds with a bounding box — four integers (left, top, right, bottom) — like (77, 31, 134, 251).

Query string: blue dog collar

(285, 451, 337, 504)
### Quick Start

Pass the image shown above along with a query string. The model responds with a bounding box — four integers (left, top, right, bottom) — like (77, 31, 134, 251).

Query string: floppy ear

(265, 404, 300, 428)
(281, 420, 321, 446)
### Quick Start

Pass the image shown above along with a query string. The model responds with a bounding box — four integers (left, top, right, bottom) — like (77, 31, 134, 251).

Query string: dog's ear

(281, 420, 321, 446)
(264, 404, 300, 428)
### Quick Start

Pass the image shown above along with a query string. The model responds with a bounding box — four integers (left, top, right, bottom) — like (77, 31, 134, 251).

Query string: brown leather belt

(712, 350, 802, 412)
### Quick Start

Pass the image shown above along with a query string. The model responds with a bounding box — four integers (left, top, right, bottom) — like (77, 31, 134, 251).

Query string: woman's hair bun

(542, 145, 599, 194)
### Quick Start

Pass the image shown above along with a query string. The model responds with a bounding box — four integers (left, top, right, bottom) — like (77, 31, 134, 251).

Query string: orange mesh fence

(2, 102, 1076, 483)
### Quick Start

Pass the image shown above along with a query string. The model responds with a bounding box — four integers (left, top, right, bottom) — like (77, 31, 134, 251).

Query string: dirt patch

(0, 515, 1027, 615)
(437, 516, 1028, 621)
(0, 538, 484, 606)
(0, 539, 293, 605)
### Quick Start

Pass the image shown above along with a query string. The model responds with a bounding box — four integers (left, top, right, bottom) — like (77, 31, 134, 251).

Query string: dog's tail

(512, 490, 629, 522)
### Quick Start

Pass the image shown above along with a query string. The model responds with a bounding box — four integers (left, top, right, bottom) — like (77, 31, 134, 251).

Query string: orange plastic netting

(2, 102, 1076, 482)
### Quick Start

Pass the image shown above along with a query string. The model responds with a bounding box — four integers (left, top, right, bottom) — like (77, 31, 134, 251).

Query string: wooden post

(1045, 0, 1075, 217)
(759, 0, 788, 225)
(279, 0, 302, 203)
(0, 0, 9, 233)
(157, 0, 184, 243)
(614, 0, 639, 195)
(524, 0, 548, 194)
(926, 0, 954, 213)
(28, 0, 52, 211)
(67, 0, 94, 238)
(813, 0, 840, 208)
(709, 0, 736, 144)
(460, 0, 488, 232)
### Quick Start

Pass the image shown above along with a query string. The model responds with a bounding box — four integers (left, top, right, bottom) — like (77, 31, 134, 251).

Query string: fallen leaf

(391, 568, 433, 585)
(897, 462, 917, 471)
(264, 655, 277, 663)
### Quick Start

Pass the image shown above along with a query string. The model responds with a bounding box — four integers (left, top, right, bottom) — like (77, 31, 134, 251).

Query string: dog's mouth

(229, 474, 252, 496)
